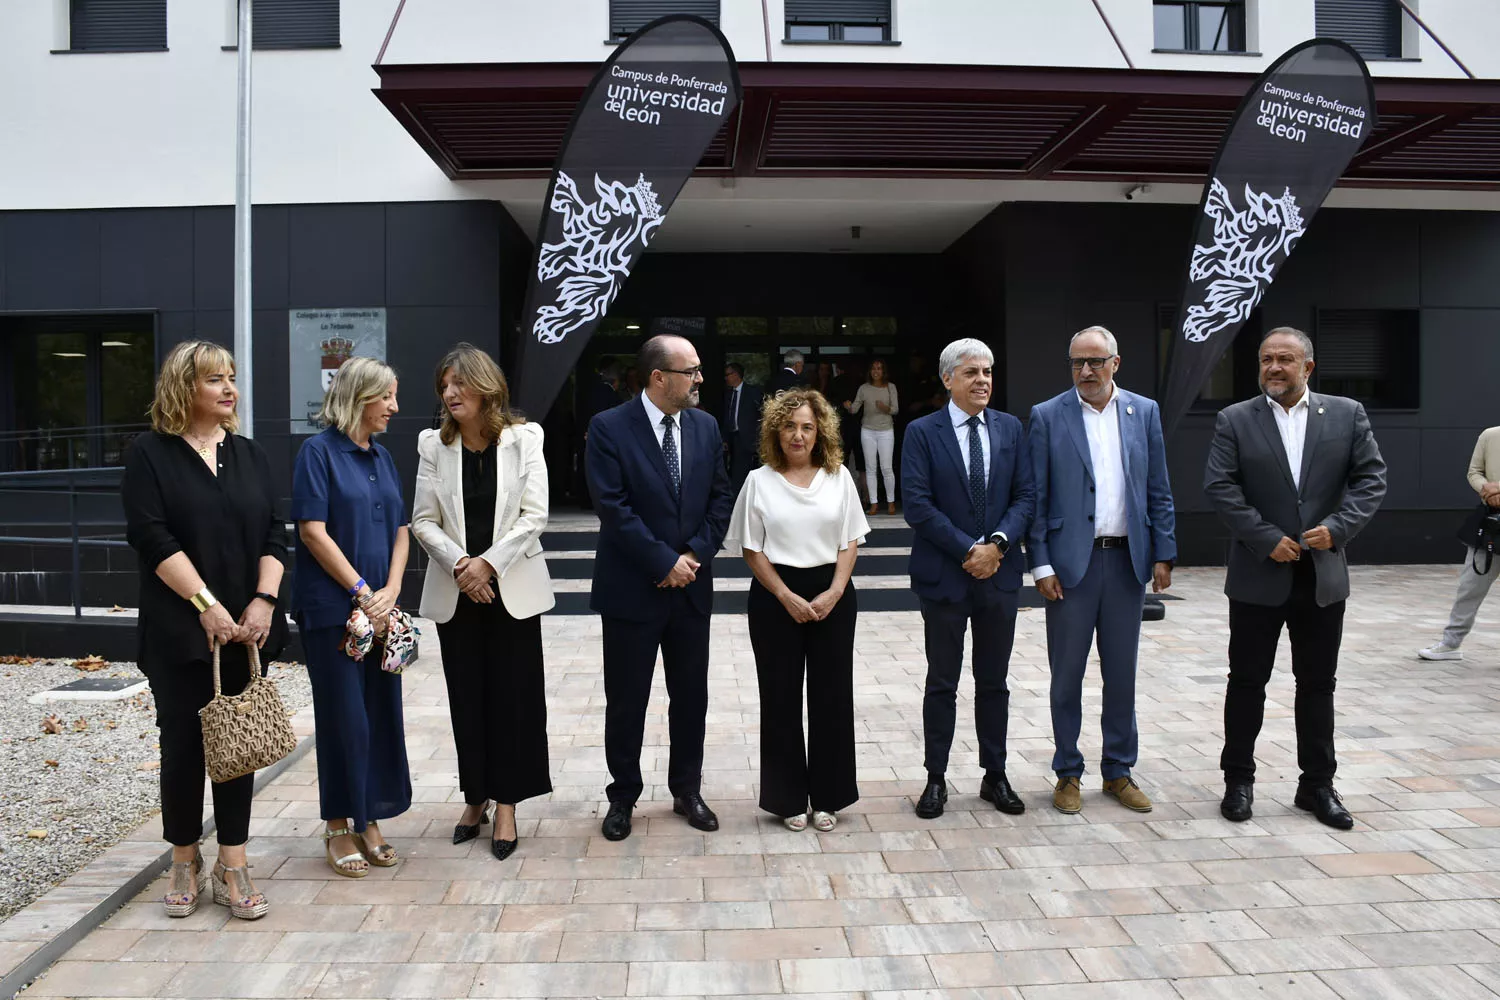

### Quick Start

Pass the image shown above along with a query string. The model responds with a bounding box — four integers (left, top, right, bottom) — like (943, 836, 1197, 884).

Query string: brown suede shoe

(1052, 776, 1082, 814)
(1103, 776, 1153, 812)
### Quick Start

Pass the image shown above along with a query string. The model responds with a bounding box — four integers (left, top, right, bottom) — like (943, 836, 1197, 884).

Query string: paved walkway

(22, 565, 1500, 998)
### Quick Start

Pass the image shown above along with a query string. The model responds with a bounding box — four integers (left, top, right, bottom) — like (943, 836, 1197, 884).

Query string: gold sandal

(163, 846, 208, 917)
(212, 860, 268, 920)
(356, 827, 398, 867)
(323, 827, 368, 878)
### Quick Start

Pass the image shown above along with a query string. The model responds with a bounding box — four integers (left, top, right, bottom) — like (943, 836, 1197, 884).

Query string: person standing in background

(847, 358, 900, 515)
(1418, 424, 1500, 661)
(721, 362, 764, 498)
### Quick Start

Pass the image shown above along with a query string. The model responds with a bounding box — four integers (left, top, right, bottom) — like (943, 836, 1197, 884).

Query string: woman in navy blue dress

(291, 356, 413, 878)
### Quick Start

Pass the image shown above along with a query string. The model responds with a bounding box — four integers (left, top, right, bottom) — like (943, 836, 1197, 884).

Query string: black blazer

(585, 398, 733, 620)
(122, 432, 289, 665)
(769, 368, 805, 396)
(721, 383, 764, 467)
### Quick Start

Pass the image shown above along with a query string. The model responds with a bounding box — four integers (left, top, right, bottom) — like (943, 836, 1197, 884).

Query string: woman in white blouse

(725, 387, 869, 832)
(844, 358, 899, 515)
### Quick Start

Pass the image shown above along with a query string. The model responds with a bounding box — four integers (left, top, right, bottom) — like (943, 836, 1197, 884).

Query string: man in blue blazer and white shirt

(1028, 326, 1176, 816)
(901, 338, 1035, 818)
(586, 335, 734, 841)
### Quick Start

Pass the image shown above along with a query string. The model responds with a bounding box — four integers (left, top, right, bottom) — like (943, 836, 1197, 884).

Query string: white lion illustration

(532, 171, 663, 345)
(1182, 179, 1306, 343)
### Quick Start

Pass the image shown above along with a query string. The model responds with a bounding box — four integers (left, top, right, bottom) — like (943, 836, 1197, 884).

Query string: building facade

(3, 0, 1500, 563)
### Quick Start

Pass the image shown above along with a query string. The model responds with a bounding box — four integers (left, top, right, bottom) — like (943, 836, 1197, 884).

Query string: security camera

(1124, 184, 1151, 202)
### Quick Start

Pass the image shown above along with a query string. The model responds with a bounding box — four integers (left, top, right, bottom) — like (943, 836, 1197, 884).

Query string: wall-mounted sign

(289, 308, 386, 435)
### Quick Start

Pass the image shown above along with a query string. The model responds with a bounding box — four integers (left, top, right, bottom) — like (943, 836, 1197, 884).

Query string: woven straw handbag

(199, 640, 298, 784)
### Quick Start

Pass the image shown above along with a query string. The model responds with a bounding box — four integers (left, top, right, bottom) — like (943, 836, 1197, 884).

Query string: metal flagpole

(234, 0, 254, 436)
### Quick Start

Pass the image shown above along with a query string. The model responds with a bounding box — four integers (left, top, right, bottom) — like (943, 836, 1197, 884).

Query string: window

(1157, 302, 1254, 404)
(1313, 309, 1418, 408)
(69, 0, 166, 52)
(245, 0, 339, 50)
(1153, 1, 1246, 53)
(1315, 0, 1404, 59)
(785, 0, 892, 42)
(608, 0, 719, 41)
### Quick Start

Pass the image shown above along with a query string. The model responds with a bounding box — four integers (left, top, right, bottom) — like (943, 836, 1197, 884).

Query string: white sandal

(812, 810, 837, 832)
(783, 813, 808, 832)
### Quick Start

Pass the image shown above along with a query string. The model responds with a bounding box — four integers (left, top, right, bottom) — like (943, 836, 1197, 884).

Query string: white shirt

(641, 392, 682, 476)
(1080, 386, 1129, 538)
(723, 464, 870, 568)
(1267, 393, 1311, 490)
(1030, 387, 1130, 583)
(949, 400, 990, 480)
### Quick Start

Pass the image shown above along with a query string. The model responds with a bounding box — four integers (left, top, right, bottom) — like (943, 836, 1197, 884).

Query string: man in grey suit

(1204, 327, 1387, 830)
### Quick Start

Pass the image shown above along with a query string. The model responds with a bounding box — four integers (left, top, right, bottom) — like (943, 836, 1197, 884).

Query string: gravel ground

(0, 655, 312, 923)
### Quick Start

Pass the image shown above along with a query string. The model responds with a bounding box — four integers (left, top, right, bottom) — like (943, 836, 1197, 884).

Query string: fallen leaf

(0, 654, 37, 665)
(43, 760, 59, 768)
(25, 829, 46, 840)
(136, 761, 160, 771)
(72, 655, 108, 672)
(40, 715, 63, 735)
(104, 720, 118, 730)
(71, 718, 88, 732)
(109, 605, 127, 613)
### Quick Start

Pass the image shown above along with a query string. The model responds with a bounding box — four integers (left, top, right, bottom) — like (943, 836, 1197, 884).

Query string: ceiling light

(626, 324, 641, 330)
(52, 352, 86, 358)
(101, 340, 132, 347)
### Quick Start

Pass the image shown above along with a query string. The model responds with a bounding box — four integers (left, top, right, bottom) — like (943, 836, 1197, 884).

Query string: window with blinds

(250, 0, 339, 50)
(1315, 0, 1404, 59)
(608, 1, 719, 41)
(1314, 308, 1419, 408)
(69, 0, 167, 52)
(785, 0, 892, 42)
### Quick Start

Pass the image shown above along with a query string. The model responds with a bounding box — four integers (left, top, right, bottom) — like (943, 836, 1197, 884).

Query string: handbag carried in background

(1456, 502, 1500, 574)
(199, 641, 298, 784)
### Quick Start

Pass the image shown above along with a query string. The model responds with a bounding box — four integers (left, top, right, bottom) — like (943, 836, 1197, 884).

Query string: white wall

(0, 0, 1493, 214)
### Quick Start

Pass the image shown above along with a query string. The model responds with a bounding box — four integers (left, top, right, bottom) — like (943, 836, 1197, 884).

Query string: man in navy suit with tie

(1027, 326, 1176, 816)
(586, 335, 734, 841)
(901, 338, 1035, 818)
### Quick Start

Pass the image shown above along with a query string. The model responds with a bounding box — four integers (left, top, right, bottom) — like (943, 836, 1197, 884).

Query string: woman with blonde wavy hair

(723, 387, 868, 832)
(410, 344, 554, 861)
(291, 356, 412, 879)
(122, 340, 287, 919)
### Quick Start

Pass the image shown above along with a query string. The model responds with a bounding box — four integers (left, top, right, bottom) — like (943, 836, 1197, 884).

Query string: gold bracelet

(189, 588, 217, 613)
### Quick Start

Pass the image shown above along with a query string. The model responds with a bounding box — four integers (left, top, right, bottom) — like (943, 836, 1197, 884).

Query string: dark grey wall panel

(2, 213, 102, 310)
(386, 202, 502, 308)
(1420, 426, 1483, 510)
(253, 206, 290, 310)
(99, 209, 193, 311)
(1414, 308, 1500, 428)
(1374, 427, 1422, 510)
(193, 208, 233, 310)
(1420, 213, 1500, 308)
(288, 205, 386, 307)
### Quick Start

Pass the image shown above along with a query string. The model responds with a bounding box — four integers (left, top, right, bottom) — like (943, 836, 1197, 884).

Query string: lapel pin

(1126, 405, 1134, 415)
(1318, 407, 1325, 414)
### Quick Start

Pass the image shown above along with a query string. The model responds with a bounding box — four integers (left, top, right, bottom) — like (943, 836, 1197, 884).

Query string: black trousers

(436, 595, 552, 806)
(602, 591, 710, 806)
(1222, 557, 1345, 788)
(142, 644, 254, 847)
(920, 587, 1018, 776)
(748, 564, 858, 817)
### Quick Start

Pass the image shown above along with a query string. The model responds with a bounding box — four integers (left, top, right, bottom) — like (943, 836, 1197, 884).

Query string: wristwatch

(988, 531, 1010, 555)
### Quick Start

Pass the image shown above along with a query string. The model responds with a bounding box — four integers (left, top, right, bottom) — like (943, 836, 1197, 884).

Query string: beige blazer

(411, 422, 554, 622)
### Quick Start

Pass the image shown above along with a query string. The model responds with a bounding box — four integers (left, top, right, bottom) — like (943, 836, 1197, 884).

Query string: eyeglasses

(1068, 356, 1115, 371)
(661, 366, 704, 380)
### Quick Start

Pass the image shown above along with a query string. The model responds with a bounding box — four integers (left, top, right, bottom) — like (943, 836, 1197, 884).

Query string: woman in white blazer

(410, 344, 554, 861)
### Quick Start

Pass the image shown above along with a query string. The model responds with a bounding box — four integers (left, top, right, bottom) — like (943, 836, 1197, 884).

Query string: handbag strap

(211, 639, 263, 695)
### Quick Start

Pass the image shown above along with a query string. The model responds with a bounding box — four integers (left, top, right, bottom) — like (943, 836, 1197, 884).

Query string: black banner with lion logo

(1160, 39, 1373, 437)
(512, 15, 741, 418)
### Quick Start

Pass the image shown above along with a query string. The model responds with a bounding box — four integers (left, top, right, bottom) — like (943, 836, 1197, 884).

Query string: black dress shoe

(601, 802, 633, 841)
(1220, 782, 1254, 822)
(979, 773, 1026, 815)
(491, 836, 518, 861)
(1295, 785, 1354, 831)
(673, 793, 719, 832)
(452, 803, 492, 845)
(915, 779, 948, 819)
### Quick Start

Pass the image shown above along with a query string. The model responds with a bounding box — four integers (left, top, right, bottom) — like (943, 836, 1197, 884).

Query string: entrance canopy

(374, 62, 1500, 188)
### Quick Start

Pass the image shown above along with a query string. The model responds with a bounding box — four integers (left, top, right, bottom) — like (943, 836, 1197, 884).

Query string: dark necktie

(661, 415, 681, 495)
(967, 415, 986, 531)
(729, 387, 740, 432)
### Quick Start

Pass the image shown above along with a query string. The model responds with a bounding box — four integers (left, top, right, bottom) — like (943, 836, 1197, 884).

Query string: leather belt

(1094, 536, 1128, 549)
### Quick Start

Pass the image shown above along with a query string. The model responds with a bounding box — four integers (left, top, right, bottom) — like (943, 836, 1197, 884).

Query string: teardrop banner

(512, 15, 741, 417)
(1159, 39, 1374, 438)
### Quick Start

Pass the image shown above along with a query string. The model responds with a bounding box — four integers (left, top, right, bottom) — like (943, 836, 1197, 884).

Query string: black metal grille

(609, 1, 718, 40)
(252, 0, 339, 50)
(70, 0, 166, 52)
(1316, 0, 1403, 59)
